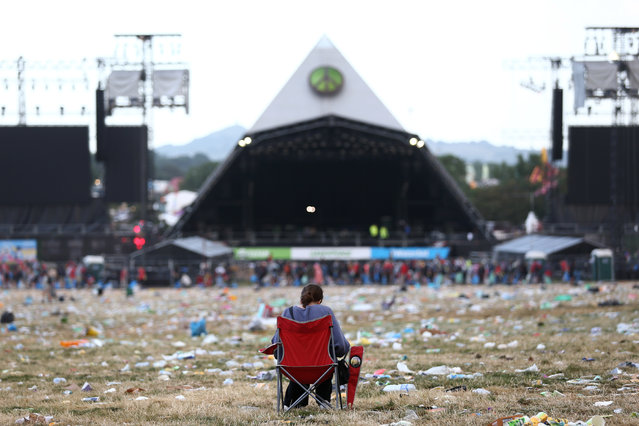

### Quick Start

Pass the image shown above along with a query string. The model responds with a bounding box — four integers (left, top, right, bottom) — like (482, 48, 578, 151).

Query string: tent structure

(492, 234, 603, 262)
(169, 37, 489, 246)
(129, 236, 232, 286)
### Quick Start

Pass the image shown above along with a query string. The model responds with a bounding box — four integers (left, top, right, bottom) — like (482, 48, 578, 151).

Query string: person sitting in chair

(272, 284, 350, 408)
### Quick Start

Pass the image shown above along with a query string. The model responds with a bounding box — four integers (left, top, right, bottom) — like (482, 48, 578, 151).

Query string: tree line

(438, 153, 566, 226)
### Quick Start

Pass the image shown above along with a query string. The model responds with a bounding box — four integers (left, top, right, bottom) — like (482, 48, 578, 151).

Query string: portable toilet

(590, 249, 613, 281)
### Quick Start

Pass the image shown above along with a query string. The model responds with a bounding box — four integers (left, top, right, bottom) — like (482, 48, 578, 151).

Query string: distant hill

(157, 126, 542, 165)
(427, 140, 541, 165)
(156, 125, 246, 161)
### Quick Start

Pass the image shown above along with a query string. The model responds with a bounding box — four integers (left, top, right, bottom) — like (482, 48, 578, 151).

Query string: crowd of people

(0, 253, 610, 292)
(0, 259, 101, 293)
(244, 257, 587, 288)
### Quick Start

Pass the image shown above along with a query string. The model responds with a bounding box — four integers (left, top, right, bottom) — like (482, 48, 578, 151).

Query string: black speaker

(95, 88, 106, 161)
(551, 88, 563, 161)
(104, 126, 148, 203)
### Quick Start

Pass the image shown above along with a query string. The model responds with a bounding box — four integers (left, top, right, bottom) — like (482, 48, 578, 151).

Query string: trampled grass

(0, 282, 638, 425)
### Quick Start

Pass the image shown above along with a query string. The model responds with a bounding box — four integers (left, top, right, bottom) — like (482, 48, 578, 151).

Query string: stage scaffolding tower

(581, 27, 639, 266)
(108, 34, 189, 222)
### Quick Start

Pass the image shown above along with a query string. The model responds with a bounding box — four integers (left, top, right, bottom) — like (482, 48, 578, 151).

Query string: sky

(0, 0, 636, 151)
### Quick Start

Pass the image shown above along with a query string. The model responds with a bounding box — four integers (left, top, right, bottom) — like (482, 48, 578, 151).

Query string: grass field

(1, 282, 638, 425)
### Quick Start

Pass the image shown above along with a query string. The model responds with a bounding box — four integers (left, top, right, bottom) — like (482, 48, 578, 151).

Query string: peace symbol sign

(309, 66, 344, 95)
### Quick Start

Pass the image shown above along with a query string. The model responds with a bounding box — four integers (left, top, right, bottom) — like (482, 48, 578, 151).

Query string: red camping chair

(261, 314, 342, 413)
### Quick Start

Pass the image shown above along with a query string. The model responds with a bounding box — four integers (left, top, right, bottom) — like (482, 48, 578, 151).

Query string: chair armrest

(259, 343, 279, 355)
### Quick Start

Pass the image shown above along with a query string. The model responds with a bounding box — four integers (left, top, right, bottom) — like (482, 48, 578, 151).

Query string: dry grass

(1, 282, 638, 425)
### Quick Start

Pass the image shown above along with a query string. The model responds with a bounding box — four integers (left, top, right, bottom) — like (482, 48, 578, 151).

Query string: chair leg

(334, 365, 341, 409)
(285, 380, 332, 411)
(276, 367, 282, 414)
(280, 368, 339, 412)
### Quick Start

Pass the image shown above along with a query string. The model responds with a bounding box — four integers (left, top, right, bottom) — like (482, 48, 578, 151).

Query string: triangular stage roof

(168, 38, 490, 243)
(249, 37, 404, 133)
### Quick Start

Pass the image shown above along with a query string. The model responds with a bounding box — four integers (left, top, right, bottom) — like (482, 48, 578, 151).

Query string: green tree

(181, 161, 220, 191)
(468, 181, 538, 225)
(472, 153, 547, 223)
(153, 152, 211, 180)
(438, 154, 469, 192)
(437, 152, 561, 225)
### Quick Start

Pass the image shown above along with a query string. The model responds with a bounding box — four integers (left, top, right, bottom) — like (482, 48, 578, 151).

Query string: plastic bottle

(382, 384, 416, 392)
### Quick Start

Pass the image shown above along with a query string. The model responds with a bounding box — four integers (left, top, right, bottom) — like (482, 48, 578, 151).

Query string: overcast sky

(0, 0, 636, 150)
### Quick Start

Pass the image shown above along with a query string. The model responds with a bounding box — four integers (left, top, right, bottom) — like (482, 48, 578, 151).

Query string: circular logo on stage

(309, 66, 344, 96)
(349, 355, 361, 368)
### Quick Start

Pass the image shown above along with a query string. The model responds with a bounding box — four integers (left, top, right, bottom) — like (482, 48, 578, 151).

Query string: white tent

(159, 190, 197, 226)
(525, 211, 540, 234)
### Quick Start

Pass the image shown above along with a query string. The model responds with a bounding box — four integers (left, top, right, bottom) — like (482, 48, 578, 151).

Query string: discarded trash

(403, 409, 419, 420)
(420, 365, 461, 376)
(1, 311, 15, 323)
(53, 377, 67, 385)
(383, 384, 416, 392)
(487, 415, 523, 426)
(86, 326, 100, 337)
(445, 385, 467, 392)
(255, 371, 274, 380)
(472, 388, 491, 395)
(554, 294, 572, 301)
(594, 401, 613, 407)
(202, 334, 219, 345)
(60, 339, 90, 348)
(598, 299, 621, 306)
(82, 397, 99, 402)
(540, 390, 565, 397)
(617, 323, 639, 335)
(81, 382, 93, 392)
(514, 364, 539, 373)
(447, 373, 482, 379)
(190, 318, 207, 337)
(397, 362, 413, 373)
(618, 361, 639, 369)
(14, 413, 53, 424)
(153, 360, 167, 368)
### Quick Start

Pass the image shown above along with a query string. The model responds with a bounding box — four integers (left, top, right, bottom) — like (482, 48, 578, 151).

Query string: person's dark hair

(300, 284, 323, 307)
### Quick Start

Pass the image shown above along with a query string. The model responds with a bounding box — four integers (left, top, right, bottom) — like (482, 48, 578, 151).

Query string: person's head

(300, 284, 323, 307)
